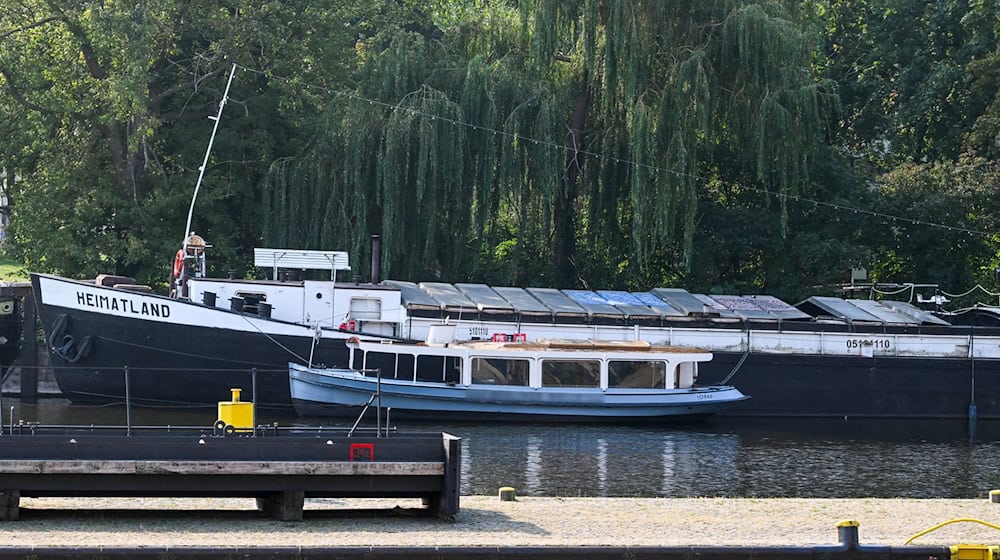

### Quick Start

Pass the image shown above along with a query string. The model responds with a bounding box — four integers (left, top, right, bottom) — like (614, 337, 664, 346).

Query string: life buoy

(172, 249, 185, 278)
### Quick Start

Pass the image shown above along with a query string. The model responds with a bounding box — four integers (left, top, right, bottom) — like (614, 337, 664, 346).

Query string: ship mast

(182, 63, 238, 251)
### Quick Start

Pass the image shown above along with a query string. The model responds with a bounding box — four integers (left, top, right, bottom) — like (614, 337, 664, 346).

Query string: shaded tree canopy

(264, 0, 836, 290)
(2, 0, 999, 300)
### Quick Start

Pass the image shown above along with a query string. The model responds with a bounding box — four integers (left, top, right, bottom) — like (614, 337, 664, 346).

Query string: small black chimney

(371, 234, 381, 285)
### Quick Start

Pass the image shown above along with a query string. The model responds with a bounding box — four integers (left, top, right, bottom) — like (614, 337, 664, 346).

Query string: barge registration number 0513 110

(845, 338, 892, 350)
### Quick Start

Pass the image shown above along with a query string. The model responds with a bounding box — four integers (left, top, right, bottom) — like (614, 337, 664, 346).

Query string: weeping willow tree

(261, 0, 834, 288)
(261, 30, 478, 279)
(263, 15, 568, 283)
(519, 0, 836, 285)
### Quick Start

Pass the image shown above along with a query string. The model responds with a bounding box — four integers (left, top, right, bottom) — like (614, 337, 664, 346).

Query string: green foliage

(3, 0, 999, 303)
(824, 0, 1000, 165)
(259, 0, 838, 292)
(0, 0, 357, 284)
(0, 248, 27, 281)
(868, 158, 1000, 289)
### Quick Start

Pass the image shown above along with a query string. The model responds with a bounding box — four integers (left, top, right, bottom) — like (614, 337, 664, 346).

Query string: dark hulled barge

(29, 245, 1000, 419)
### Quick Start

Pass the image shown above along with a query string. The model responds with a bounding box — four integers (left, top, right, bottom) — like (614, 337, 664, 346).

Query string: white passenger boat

(288, 326, 748, 421)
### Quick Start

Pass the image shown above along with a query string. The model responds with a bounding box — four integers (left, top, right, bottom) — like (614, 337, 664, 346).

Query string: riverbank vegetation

(1, 1, 998, 301)
(0, 255, 26, 282)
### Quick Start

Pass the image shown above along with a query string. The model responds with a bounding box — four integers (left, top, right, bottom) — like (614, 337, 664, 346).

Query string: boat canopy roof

(796, 296, 947, 325)
(455, 283, 515, 312)
(348, 336, 711, 359)
(596, 290, 673, 318)
(388, 280, 894, 323)
(525, 288, 588, 317)
(253, 248, 349, 280)
(563, 290, 625, 318)
(383, 280, 439, 310)
(922, 304, 998, 327)
(385, 279, 949, 326)
(878, 300, 951, 325)
(797, 296, 883, 322)
(650, 288, 718, 316)
(491, 287, 551, 315)
(848, 299, 928, 324)
(418, 282, 477, 312)
(742, 295, 813, 320)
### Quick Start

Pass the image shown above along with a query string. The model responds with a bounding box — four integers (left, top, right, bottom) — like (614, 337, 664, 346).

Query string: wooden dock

(0, 425, 460, 521)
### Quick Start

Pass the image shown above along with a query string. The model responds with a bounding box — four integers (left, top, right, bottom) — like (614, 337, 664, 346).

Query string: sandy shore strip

(0, 496, 999, 548)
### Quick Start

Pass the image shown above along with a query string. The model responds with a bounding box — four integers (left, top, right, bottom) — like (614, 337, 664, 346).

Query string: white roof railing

(253, 248, 350, 280)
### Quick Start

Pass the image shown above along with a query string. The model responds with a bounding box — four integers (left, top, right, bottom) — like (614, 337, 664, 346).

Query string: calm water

(4, 398, 998, 499)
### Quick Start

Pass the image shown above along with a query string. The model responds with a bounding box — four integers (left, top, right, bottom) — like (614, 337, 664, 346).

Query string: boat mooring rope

(718, 348, 750, 385)
(718, 331, 752, 385)
(235, 314, 310, 364)
(904, 518, 1000, 545)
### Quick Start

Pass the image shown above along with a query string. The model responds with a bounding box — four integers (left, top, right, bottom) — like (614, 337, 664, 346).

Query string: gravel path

(1, 496, 1000, 548)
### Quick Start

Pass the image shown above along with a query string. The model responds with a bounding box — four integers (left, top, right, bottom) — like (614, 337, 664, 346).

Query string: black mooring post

(19, 295, 37, 404)
(251, 367, 257, 430)
(124, 366, 132, 436)
(837, 521, 860, 548)
(376, 367, 382, 437)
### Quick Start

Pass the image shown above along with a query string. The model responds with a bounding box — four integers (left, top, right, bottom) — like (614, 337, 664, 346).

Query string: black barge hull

(32, 273, 1000, 418)
(699, 351, 1000, 419)
(32, 273, 353, 408)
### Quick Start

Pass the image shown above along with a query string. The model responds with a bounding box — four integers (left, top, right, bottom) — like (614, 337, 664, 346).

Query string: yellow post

(218, 388, 254, 432)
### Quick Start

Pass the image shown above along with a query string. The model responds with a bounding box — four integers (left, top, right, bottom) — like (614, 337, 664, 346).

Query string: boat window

(471, 358, 529, 386)
(350, 297, 382, 320)
(541, 360, 600, 388)
(397, 354, 415, 380)
(416, 355, 462, 384)
(608, 360, 666, 389)
(362, 351, 413, 380)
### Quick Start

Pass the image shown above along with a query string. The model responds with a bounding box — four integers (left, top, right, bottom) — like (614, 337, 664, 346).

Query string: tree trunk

(555, 70, 590, 286)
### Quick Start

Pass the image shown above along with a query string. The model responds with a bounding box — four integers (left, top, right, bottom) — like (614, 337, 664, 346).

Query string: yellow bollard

(498, 487, 516, 502)
(218, 388, 254, 432)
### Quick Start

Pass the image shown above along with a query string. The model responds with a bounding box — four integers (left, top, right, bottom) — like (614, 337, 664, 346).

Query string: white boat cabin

(186, 248, 403, 337)
(346, 333, 711, 391)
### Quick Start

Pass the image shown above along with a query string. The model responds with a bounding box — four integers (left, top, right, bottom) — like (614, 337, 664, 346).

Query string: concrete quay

(0, 496, 998, 550)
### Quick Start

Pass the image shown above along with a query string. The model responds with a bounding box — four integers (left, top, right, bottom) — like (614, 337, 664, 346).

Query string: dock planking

(0, 427, 460, 521)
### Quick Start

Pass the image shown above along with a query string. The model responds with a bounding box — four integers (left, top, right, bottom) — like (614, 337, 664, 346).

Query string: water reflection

(5, 399, 1000, 499)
